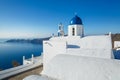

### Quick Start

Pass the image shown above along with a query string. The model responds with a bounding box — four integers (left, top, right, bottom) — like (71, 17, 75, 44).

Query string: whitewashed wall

(79, 35, 112, 49)
(67, 49, 113, 59)
(43, 40, 67, 70)
(43, 35, 113, 71)
(68, 25, 83, 36)
(42, 54, 120, 80)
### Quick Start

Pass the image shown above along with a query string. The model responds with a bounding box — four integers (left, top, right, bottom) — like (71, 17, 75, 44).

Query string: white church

(24, 15, 120, 80)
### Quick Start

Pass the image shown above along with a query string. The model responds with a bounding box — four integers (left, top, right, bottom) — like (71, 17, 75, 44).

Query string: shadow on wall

(67, 45, 80, 48)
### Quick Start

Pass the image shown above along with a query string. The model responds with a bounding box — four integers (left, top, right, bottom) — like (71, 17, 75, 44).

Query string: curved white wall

(42, 54, 120, 80)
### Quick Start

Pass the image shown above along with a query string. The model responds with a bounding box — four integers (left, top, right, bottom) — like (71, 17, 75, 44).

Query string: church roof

(70, 15, 82, 25)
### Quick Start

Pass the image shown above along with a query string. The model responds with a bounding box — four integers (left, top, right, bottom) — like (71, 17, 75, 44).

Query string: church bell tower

(68, 15, 84, 37)
(58, 23, 64, 36)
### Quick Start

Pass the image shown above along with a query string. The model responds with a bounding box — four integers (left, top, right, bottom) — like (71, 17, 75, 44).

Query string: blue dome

(70, 15, 82, 25)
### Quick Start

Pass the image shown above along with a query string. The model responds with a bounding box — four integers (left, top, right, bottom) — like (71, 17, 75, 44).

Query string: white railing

(0, 55, 43, 79)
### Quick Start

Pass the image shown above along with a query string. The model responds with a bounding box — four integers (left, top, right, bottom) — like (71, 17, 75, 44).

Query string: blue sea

(0, 39, 42, 70)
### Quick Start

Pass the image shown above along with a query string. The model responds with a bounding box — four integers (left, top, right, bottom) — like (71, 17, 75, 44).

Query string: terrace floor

(4, 65, 43, 80)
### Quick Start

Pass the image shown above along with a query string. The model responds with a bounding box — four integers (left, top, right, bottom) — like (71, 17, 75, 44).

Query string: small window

(72, 28, 75, 36)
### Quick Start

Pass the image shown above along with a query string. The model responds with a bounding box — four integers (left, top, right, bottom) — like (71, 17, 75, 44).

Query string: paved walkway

(4, 65, 43, 80)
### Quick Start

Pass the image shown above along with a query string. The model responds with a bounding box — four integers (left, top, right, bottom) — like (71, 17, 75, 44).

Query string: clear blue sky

(0, 0, 120, 38)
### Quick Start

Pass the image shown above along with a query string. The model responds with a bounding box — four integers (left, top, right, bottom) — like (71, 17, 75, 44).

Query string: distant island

(5, 33, 120, 46)
(6, 37, 51, 44)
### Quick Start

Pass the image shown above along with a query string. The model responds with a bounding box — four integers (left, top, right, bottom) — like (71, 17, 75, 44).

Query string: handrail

(0, 61, 42, 79)
(0, 63, 32, 75)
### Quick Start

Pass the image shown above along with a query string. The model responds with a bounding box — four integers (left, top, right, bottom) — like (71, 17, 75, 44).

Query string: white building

(43, 15, 114, 69)
(24, 15, 120, 80)
(114, 41, 120, 50)
(114, 41, 120, 48)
